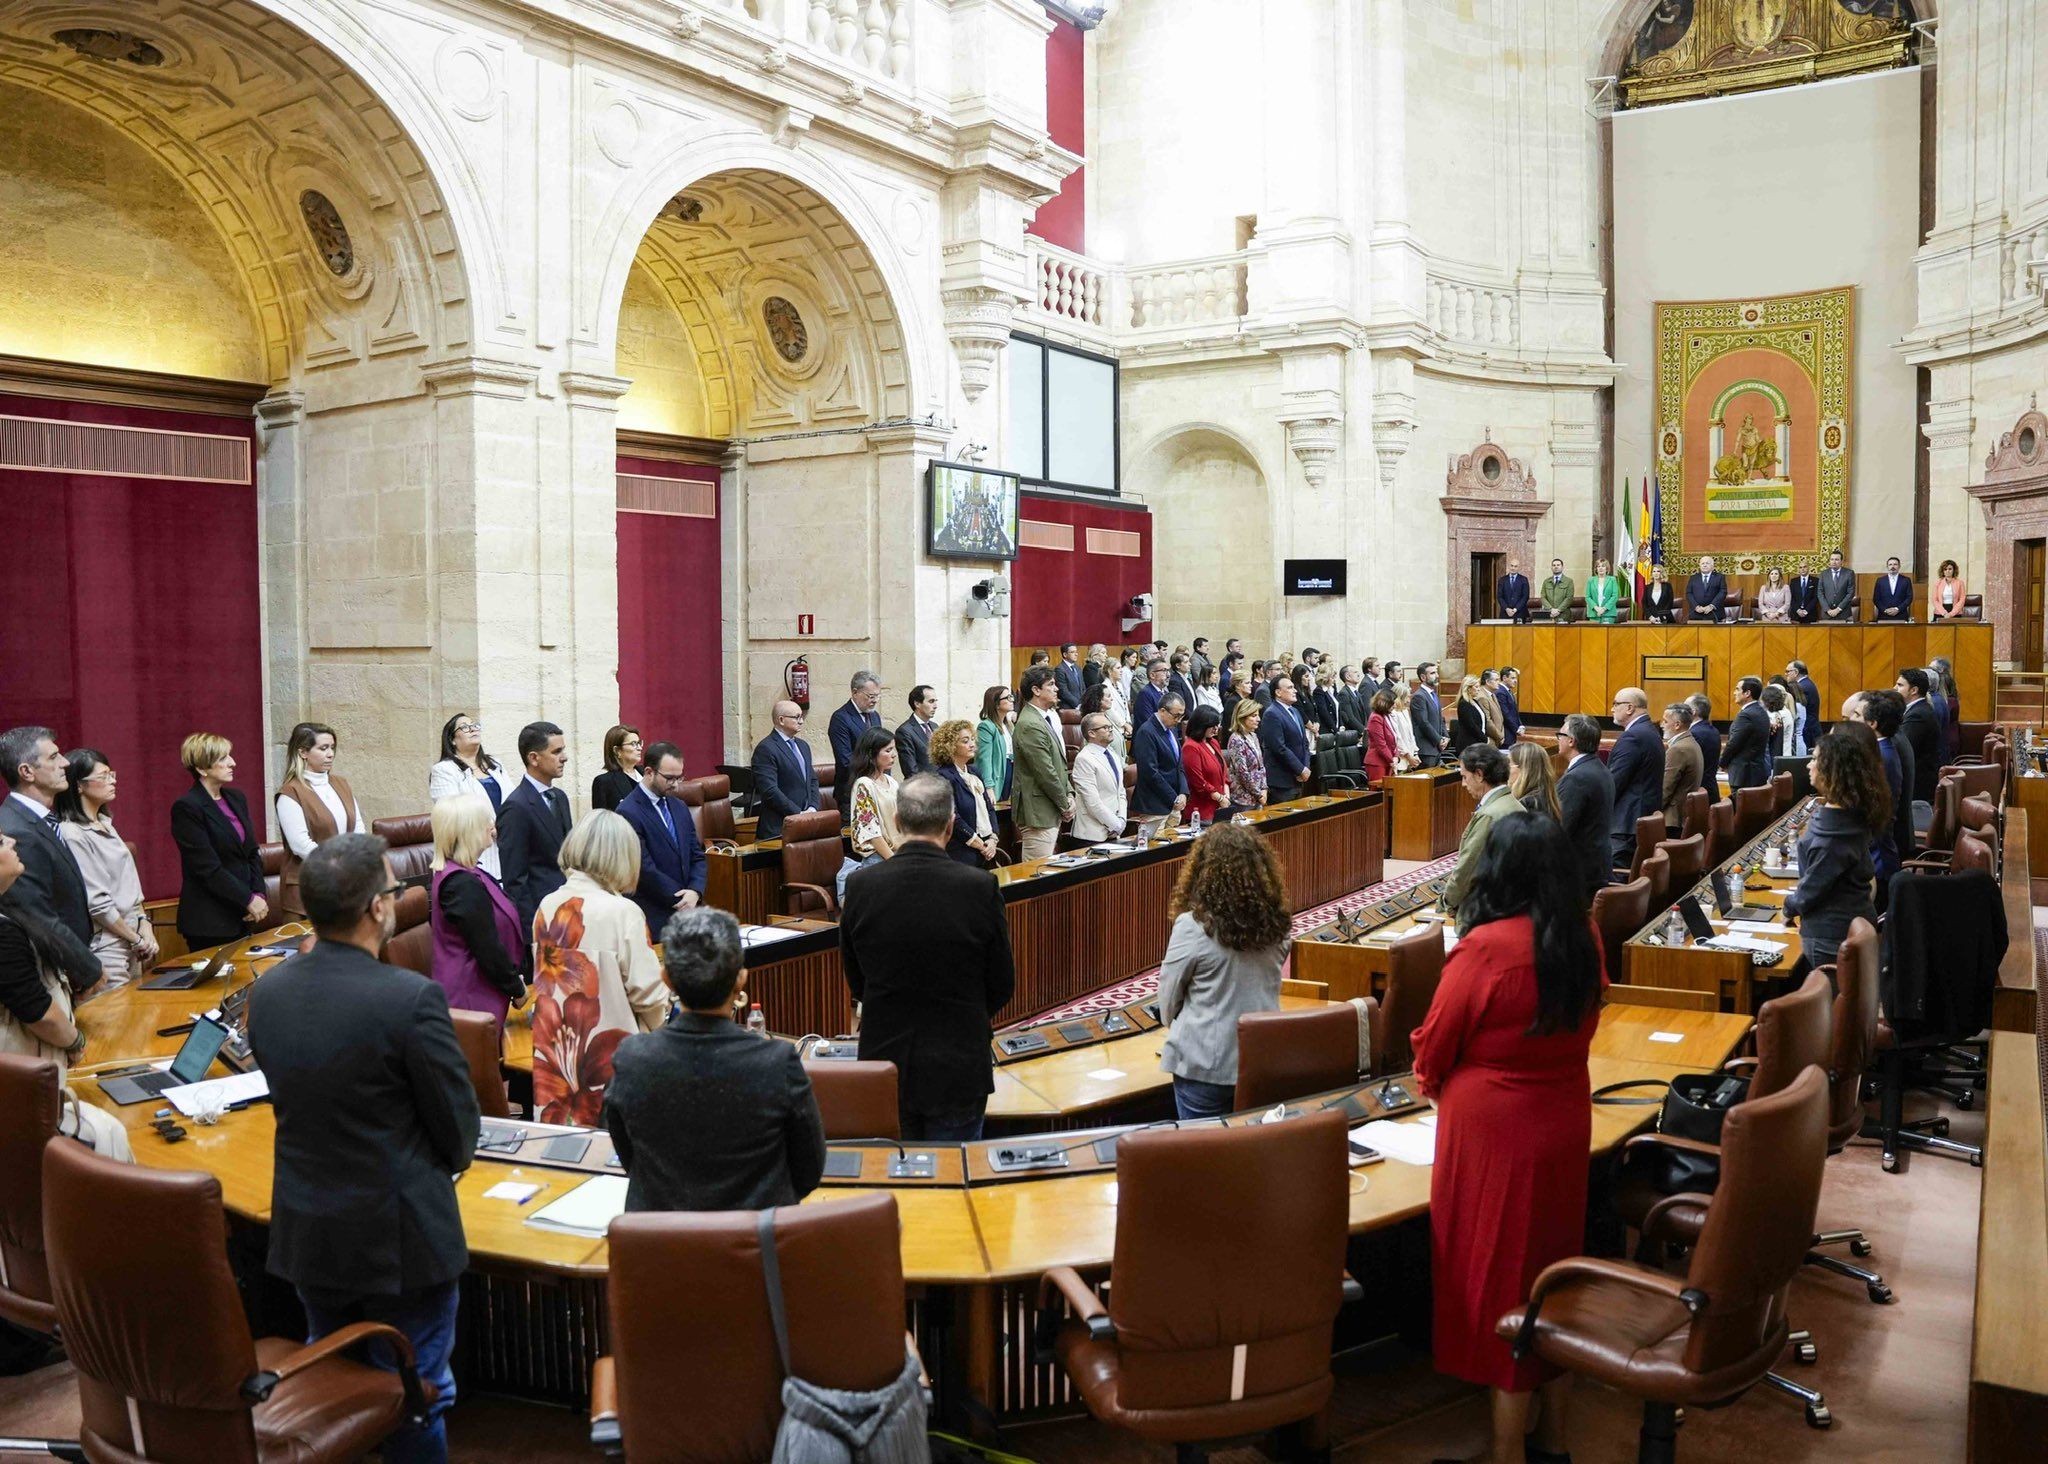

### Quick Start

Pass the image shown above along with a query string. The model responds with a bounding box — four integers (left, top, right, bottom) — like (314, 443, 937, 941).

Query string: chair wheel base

(1849, 1238, 1873, 1258)
(1806, 1403, 1832, 1429)
(1795, 1340, 1818, 1364)
(1869, 1283, 1894, 1304)
(1881, 1151, 1900, 1172)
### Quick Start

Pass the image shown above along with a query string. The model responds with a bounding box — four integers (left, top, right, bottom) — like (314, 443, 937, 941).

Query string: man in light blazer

(894, 685, 938, 778)
(1818, 549, 1857, 621)
(1069, 713, 1128, 842)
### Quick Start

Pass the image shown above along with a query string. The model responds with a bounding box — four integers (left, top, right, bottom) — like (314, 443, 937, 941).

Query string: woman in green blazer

(1584, 559, 1627, 624)
(975, 685, 1015, 801)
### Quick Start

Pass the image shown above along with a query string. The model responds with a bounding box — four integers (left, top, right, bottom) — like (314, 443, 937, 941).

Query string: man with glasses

(251, 833, 479, 1464)
(1131, 693, 1189, 840)
(616, 740, 707, 939)
(0, 724, 99, 990)
(1604, 686, 1665, 864)
(750, 700, 819, 840)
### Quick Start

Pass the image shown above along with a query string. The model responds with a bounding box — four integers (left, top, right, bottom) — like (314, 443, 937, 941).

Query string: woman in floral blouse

(839, 727, 902, 904)
(1223, 698, 1268, 815)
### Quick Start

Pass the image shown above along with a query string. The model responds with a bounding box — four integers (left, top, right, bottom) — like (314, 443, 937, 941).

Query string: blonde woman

(1389, 685, 1421, 771)
(1507, 741, 1561, 821)
(530, 809, 668, 1124)
(274, 721, 364, 918)
(1448, 675, 1488, 754)
(934, 718, 1002, 866)
(1102, 650, 1137, 761)
(428, 793, 529, 1036)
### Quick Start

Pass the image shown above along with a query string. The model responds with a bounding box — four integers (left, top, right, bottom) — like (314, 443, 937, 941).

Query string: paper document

(1704, 933, 1790, 956)
(483, 1181, 543, 1203)
(739, 924, 805, 948)
(1351, 1115, 1437, 1167)
(525, 1175, 630, 1238)
(163, 1070, 269, 1118)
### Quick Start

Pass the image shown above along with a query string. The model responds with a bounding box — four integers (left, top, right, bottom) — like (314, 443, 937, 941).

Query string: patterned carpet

(1022, 852, 1459, 1024)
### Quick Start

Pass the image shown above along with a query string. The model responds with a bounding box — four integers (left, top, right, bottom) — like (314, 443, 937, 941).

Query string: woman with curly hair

(1784, 726, 1886, 971)
(1156, 821, 1293, 1119)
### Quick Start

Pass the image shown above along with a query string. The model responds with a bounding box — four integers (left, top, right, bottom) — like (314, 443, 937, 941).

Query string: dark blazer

(1605, 714, 1666, 855)
(1901, 699, 1942, 805)
(1796, 675, 1821, 736)
(1448, 697, 1487, 753)
(1685, 571, 1727, 622)
(0, 795, 97, 985)
(1168, 671, 1197, 711)
(1790, 574, 1822, 623)
(1497, 572, 1531, 622)
(1782, 804, 1878, 969)
(497, 776, 570, 933)
(827, 702, 882, 815)
(840, 842, 1015, 1115)
(894, 716, 934, 779)
(1722, 701, 1772, 791)
(1082, 660, 1106, 691)
(1133, 680, 1167, 726)
(1308, 687, 1340, 737)
(1132, 715, 1187, 815)
(590, 767, 636, 813)
(1641, 581, 1679, 623)
(749, 732, 819, 841)
(1872, 572, 1913, 620)
(1557, 755, 1616, 898)
(1411, 685, 1447, 765)
(603, 1012, 826, 1212)
(935, 763, 999, 866)
(1690, 720, 1721, 795)
(1496, 685, 1522, 744)
(250, 940, 479, 1297)
(168, 783, 265, 950)
(1055, 660, 1085, 710)
(1258, 700, 1310, 792)
(1818, 567, 1857, 619)
(1335, 687, 1369, 737)
(616, 785, 708, 940)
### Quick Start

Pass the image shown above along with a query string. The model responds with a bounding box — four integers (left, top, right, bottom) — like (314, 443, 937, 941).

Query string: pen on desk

(517, 1188, 542, 1206)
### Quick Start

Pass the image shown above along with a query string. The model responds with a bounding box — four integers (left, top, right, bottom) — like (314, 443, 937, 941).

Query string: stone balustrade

(1423, 271, 1519, 348)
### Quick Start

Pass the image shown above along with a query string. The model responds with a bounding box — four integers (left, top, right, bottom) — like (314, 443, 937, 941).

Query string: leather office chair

(802, 1059, 900, 1140)
(449, 1009, 511, 1119)
(1946, 760, 2004, 807)
(1591, 877, 1651, 987)
(813, 763, 838, 823)
(1627, 812, 1665, 879)
(1919, 775, 1962, 858)
(1311, 733, 1368, 793)
(42, 1141, 425, 1464)
(1703, 799, 1736, 869)
(684, 775, 738, 844)
(1678, 788, 1710, 843)
(0, 1054, 80, 1461)
(1037, 1115, 1356, 1461)
(1731, 784, 1775, 845)
(1365, 923, 1444, 1076)
(1654, 834, 1705, 890)
(1639, 849, 1671, 913)
(378, 885, 434, 976)
(591, 1192, 913, 1462)
(1769, 771, 1794, 815)
(777, 808, 844, 918)
(1956, 721, 1993, 759)
(1957, 592, 1984, 621)
(258, 843, 286, 931)
(1868, 874, 1996, 1173)
(369, 814, 435, 883)
(1807, 920, 1890, 1303)
(1498, 1066, 1832, 1462)
(1958, 792, 2000, 839)
(1235, 1005, 1360, 1110)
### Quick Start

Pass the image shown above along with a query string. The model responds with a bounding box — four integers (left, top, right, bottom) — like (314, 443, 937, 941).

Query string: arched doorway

(1130, 425, 1277, 650)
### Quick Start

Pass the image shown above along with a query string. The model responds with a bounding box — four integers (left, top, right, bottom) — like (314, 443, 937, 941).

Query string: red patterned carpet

(1021, 853, 1458, 1023)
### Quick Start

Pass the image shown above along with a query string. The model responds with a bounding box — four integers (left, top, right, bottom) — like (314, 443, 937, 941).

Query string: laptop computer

(1711, 869, 1777, 924)
(100, 1017, 234, 1105)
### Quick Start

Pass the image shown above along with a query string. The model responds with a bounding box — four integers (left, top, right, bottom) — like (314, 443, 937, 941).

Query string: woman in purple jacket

(428, 793, 530, 1037)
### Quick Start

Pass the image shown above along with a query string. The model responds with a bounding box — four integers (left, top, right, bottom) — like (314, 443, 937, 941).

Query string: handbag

(1598, 1071, 1749, 1198)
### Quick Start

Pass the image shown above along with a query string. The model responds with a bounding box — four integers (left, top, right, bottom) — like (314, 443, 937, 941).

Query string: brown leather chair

(1234, 1005, 1360, 1110)
(1037, 1114, 1354, 1458)
(1368, 923, 1445, 1075)
(1591, 876, 1651, 987)
(1655, 833, 1705, 890)
(1703, 799, 1737, 869)
(1949, 826, 1995, 875)
(1626, 812, 1665, 879)
(258, 843, 287, 931)
(1946, 760, 2004, 807)
(1497, 1066, 1832, 1460)
(0, 1054, 80, 1459)
(379, 885, 433, 976)
(1769, 771, 1794, 815)
(1639, 848, 1671, 912)
(813, 763, 838, 823)
(1678, 788, 1710, 843)
(1958, 793, 1999, 839)
(1957, 721, 1993, 758)
(449, 1008, 511, 1119)
(1731, 784, 1776, 845)
(1920, 775, 1963, 857)
(42, 1140, 425, 1463)
(684, 775, 738, 844)
(371, 814, 436, 884)
(1806, 920, 1890, 1303)
(591, 1193, 912, 1462)
(1957, 592, 1984, 621)
(802, 1059, 900, 1140)
(777, 808, 844, 918)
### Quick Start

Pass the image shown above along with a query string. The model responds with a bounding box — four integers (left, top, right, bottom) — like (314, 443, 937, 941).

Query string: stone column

(254, 389, 307, 810)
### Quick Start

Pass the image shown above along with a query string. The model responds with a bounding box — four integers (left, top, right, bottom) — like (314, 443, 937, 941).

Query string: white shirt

(428, 758, 503, 876)
(8, 790, 54, 826)
(274, 770, 363, 859)
(525, 773, 559, 801)
(1034, 701, 1064, 739)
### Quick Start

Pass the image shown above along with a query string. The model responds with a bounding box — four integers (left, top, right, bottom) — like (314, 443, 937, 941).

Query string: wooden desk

(1995, 805, 2038, 1035)
(704, 837, 786, 924)
(1466, 622, 1993, 722)
(2008, 774, 2048, 883)
(1386, 768, 1470, 861)
(1968, 1028, 2048, 1459)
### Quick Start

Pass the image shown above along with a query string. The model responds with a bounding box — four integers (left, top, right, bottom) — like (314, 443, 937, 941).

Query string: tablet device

(1675, 894, 1718, 943)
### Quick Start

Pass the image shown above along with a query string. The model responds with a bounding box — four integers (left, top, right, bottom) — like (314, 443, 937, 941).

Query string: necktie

(546, 786, 570, 835)
(43, 812, 60, 835)
(658, 797, 678, 848)
(1104, 747, 1118, 779)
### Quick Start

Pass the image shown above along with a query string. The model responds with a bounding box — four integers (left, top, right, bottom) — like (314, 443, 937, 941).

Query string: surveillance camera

(968, 575, 1011, 619)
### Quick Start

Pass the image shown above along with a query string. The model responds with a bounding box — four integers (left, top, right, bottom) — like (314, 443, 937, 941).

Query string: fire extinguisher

(785, 655, 810, 710)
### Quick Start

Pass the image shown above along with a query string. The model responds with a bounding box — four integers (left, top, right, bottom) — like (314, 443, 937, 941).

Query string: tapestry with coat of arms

(1653, 285, 1853, 576)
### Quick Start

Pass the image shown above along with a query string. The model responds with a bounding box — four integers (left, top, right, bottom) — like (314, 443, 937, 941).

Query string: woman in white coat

(428, 712, 507, 876)
(1068, 712, 1130, 843)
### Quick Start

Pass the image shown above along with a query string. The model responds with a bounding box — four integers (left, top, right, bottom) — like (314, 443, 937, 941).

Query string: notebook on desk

(525, 1175, 630, 1238)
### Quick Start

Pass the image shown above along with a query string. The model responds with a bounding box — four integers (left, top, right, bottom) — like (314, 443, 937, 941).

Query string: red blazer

(1181, 736, 1228, 821)
(1365, 712, 1398, 782)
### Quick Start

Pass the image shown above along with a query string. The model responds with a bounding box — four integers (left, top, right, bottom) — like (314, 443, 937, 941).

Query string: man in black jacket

(1721, 677, 1773, 791)
(603, 907, 826, 1211)
(1605, 687, 1666, 862)
(894, 684, 938, 778)
(1411, 662, 1450, 766)
(0, 725, 99, 989)
(1895, 668, 1943, 806)
(1554, 715, 1615, 898)
(497, 720, 572, 931)
(840, 774, 1015, 1140)
(250, 834, 479, 1464)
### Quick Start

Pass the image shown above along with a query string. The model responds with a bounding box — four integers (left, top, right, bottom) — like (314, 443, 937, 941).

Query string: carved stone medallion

(762, 296, 808, 364)
(660, 193, 704, 225)
(298, 191, 354, 277)
(54, 28, 163, 66)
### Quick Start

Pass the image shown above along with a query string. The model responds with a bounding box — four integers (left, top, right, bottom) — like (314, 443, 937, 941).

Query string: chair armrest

(1621, 1132, 1722, 1160)
(781, 881, 840, 917)
(1505, 1255, 1706, 1360)
(1721, 1056, 1758, 1077)
(1900, 856, 1953, 874)
(1641, 1190, 1715, 1238)
(242, 1321, 427, 1420)
(590, 1356, 621, 1454)
(1037, 1266, 1114, 1342)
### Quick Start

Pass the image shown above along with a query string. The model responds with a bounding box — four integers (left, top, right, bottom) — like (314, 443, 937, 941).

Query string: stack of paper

(739, 925, 805, 948)
(163, 1071, 269, 1118)
(525, 1175, 630, 1237)
(1704, 932, 1790, 956)
(1350, 1115, 1438, 1167)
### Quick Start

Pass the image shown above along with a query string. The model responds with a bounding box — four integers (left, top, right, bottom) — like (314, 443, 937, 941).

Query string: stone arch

(1588, 0, 1935, 81)
(0, 0, 481, 384)
(1130, 424, 1278, 647)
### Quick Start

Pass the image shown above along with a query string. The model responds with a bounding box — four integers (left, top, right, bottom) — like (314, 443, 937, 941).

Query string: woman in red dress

(1363, 689, 1399, 782)
(1413, 812, 1605, 1464)
(1179, 707, 1229, 822)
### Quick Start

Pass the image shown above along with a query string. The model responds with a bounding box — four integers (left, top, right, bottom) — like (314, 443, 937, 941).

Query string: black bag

(1599, 1071, 1749, 1198)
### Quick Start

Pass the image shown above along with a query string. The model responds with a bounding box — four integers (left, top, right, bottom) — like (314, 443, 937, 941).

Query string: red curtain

(615, 456, 724, 776)
(1028, 17, 1086, 252)
(1009, 492, 1152, 647)
(0, 392, 263, 898)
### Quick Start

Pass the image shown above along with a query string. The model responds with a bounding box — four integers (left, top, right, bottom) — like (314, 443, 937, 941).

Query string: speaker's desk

(1466, 621, 1992, 721)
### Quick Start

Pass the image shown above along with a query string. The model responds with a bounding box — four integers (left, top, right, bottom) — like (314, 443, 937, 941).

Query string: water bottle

(745, 1003, 767, 1038)
(1188, 810, 1202, 836)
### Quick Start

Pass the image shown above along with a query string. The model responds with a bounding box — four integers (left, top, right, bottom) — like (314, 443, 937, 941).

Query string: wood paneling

(1387, 770, 1470, 860)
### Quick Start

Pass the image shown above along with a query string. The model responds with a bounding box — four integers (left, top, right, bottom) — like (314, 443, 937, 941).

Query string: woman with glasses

(974, 686, 1015, 802)
(591, 724, 643, 812)
(54, 749, 156, 984)
(429, 712, 507, 875)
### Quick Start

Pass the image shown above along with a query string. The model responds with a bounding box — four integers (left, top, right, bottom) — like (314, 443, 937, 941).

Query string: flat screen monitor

(1284, 559, 1347, 596)
(926, 462, 1020, 562)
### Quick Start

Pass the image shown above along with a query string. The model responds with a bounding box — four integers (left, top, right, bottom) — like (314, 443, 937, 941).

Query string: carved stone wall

(1964, 403, 2048, 665)
(1441, 439, 1551, 659)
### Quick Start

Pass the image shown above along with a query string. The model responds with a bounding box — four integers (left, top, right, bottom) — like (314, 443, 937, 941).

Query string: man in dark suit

(1133, 657, 1171, 724)
(1872, 556, 1914, 621)
(1190, 637, 1214, 683)
(826, 670, 884, 817)
(1787, 660, 1822, 738)
(1131, 695, 1189, 838)
(1818, 549, 1857, 621)
(1168, 652, 1197, 711)
(1554, 715, 1615, 898)
(1335, 666, 1370, 737)
(1260, 676, 1312, 801)
(1790, 568, 1822, 624)
(840, 774, 1015, 1141)
(1496, 666, 1524, 744)
(604, 907, 825, 1210)
(1411, 662, 1449, 766)
(1721, 677, 1772, 791)
(1896, 668, 1943, 805)
(249, 834, 479, 1464)
(1685, 554, 1728, 623)
(894, 684, 938, 778)
(1055, 643, 1085, 710)
(616, 741, 707, 939)
(1686, 694, 1721, 795)
(497, 720, 572, 932)
(1497, 557, 1532, 623)
(1604, 687, 1666, 862)
(0, 724, 98, 988)
(750, 700, 819, 841)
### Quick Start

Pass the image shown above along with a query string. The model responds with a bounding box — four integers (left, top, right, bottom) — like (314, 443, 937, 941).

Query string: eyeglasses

(654, 769, 687, 784)
(454, 722, 481, 734)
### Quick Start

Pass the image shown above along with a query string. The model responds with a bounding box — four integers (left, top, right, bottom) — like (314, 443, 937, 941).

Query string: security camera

(1121, 591, 1154, 635)
(967, 574, 1011, 619)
